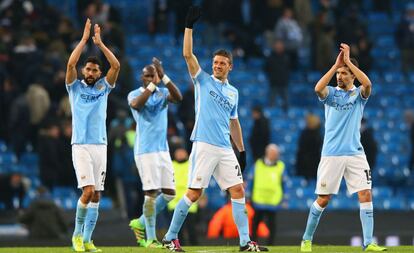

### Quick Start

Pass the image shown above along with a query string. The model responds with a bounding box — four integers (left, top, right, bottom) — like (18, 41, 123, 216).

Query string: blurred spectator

(296, 114, 322, 180)
(360, 118, 378, 171)
(169, 0, 192, 40)
(11, 35, 41, 91)
(395, 3, 414, 72)
(372, 0, 391, 14)
(148, 0, 169, 34)
(19, 186, 68, 239)
(264, 40, 290, 110)
(336, 5, 366, 45)
(315, 25, 335, 72)
(59, 119, 77, 187)
(0, 172, 26, 210)
(251, 144, 285, 245)
(207, 199, 269, 239)
(310, 10, 334, 70)
(167, 148, 199, 245)
(354, 35, 373, 72)
(293, 0, 313, 33)
(178, 85, 195, 153)
(404, 110, 414, 171)
(37, 120, 61, 190)
(8, 83, 51, 157)
(274, 8, 303, 70)
(249, 106, 270, 162)
(256, 0, 285, 33)
(0, 76, 18, 142)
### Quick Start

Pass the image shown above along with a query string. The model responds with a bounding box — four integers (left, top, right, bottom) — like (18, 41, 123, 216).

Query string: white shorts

(188, 142, 243, 190)
(316, 154, 372, 195)
(72, 144, 107, 191)
(134, 151, 175, 191)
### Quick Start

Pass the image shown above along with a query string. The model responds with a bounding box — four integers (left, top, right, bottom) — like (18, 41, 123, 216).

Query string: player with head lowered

(300, 43, 386, 252)
(128, 57, 183, 248)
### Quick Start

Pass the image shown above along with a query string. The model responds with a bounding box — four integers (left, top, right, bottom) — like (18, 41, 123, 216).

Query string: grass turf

(0, 246, 412, 253)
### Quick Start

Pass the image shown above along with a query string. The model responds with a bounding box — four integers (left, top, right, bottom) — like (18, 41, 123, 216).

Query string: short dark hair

(350, 57, 359, 68)
(213, 49, 233, 64)
(84, 56, 102, 69)
(345, 57, 359, 75)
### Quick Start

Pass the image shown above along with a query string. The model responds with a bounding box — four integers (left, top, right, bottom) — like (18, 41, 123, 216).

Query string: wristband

(162, 74, 171, 85)
(146, 82, 156, 92)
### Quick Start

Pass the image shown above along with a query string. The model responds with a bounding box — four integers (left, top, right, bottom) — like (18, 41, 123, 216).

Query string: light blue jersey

(128, 87, 170, 155)
(319, 86, 368, 156)
(191, 69, 239, 149)
(66, 78, 113, 144)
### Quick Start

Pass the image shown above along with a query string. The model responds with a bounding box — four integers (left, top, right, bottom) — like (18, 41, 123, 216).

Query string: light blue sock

(138, 193, 173, 225)
(73, 199, 87, 236)
(231, 198, 250, 246)
(143, 196, 157, 241)
(360, 202, 374, 246)
(165, 196, 192, 241)
(83, 202, 99, 243)
(303, 201, 325, 241)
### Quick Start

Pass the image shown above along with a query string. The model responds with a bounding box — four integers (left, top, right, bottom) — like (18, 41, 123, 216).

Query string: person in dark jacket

(249, 106, 270, 162)
(296, 114, 323, 180)
(360, 118, 377, 171)
(19, 186, 68, 238)
(264, 40, 290, 111)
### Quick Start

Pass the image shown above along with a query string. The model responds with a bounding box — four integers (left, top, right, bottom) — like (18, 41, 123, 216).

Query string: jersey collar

(211, 75, 229, 85)
(336, 85, 356, 91)
(139, 86, 160, 93)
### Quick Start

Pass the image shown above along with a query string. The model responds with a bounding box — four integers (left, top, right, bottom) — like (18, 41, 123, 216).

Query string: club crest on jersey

(96, 84, 105, 91)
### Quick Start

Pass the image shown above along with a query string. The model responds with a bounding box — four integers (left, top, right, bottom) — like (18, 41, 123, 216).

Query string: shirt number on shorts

(364, 169, 372, 183)
(235, 165, 241, 177)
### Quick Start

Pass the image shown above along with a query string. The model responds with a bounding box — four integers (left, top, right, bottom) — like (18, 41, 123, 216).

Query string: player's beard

(85, 77, 98, 86)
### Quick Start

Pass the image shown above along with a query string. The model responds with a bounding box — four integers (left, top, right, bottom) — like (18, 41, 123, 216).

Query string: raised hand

(340, 43, 351, 64)
(152, 57, 165, 78)
(92, 24, 103, 46)
(152, 69, 161, 85)
(185, 6, 201, 29)
(81, 18, 91, 42)
(334, 51, 344, 68)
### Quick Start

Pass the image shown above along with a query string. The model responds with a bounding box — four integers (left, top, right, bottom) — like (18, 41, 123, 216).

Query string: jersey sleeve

(230, 90, 239, 119)
(319, 86, 335, 106)
(161, 87, 170, 106)
(127, 90, 142, 107)
(65, 79, 78, 93)
(192, 68, 210, 86)
(358, 86, 369, 104)
(103, 77, 115, 93)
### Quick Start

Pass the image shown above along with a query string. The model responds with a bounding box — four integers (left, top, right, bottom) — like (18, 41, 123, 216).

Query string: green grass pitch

(0, 246, 412, 253)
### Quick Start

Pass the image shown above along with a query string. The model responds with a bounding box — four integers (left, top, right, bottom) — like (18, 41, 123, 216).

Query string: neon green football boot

(364, 243, 387, 251)
(301, 240, 312, 252)
(84, 241, 102, 252)
(72, 235, 85, 252)
(129, 218, 146, 247)
(145, 239, 164, 248)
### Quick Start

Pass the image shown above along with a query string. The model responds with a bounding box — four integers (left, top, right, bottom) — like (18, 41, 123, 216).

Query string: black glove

(238, 151, 246, 173)
(185, 6, 201, 29)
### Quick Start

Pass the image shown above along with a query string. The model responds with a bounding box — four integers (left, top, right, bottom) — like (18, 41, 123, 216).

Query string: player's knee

(82, 186, 95, 202)
(161, 189, 176, 202)
(228, 184, 245, 199)
(358, 189, 372, 202)
(91, 191, 101, 202)
(161, 188, 176, 197)
(145, 190, 158, 198)
(186, 189, 202, 202)
(317, 195, 331, 207)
